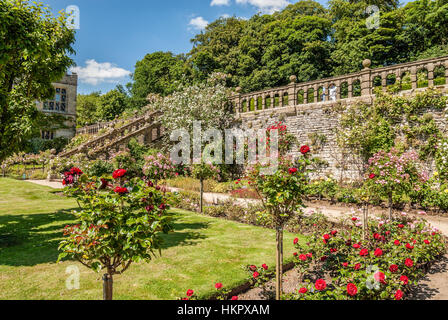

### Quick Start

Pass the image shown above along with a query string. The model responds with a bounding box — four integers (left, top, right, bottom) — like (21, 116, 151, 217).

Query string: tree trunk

(102, 273, 113, 300)
(200, 178, 204, 213)
(388, 193, 393, 221)
(363, 203, 368, 240)
(275, 227, 283, 300)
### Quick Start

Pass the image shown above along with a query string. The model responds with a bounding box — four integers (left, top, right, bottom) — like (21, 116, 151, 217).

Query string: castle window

(44, 87, 67, 113)
(41, 131, 54, 140)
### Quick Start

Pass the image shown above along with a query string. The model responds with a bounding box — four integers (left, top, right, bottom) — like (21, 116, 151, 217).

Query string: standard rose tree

(191, 163, 221, 213)
(58, 168, 173, 300)
(246, 146, 312, 300)
(364, 149, 424, 220)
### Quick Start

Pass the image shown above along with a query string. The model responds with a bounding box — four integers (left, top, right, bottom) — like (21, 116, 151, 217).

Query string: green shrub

(87, 160, 114, 177)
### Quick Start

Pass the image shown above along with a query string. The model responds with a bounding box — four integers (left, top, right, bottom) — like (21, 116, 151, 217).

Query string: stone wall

(236, 88, 448, 182)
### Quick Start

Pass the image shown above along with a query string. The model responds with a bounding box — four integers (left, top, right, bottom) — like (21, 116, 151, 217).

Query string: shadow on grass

(0, 210, 210, 266)
(0, 209, 77, 266)
(160, 220, 209, 249)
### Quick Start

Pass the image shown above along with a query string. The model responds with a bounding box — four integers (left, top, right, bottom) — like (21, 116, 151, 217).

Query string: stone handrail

(61, 110, 162, 158)
(232, 55, 448, 114)
(76, 120, 116, 136)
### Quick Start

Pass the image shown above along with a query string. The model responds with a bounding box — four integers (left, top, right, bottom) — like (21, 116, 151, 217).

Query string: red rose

(306, 253, 313, 258)
(353, 243, 361, 249)
(369, 173, 376, 179)
(293, 252, 298, 256)
(373, 233, 381, 240)
(288, 168, 298, 174)
(300, 145, 310, 155)
(331, 230, 338, 236)
(405, 258, 414, 267)
(395, 289, 403, 300)
(159, 203, 166, 210)
(374, 271, 386, 284)
(323, 234, 331, 240)
(249, 265, 257, 271)
(262, 264, 268, 270)
(299, 288, 308, 294)
(299, 254, 307, 262)
(186, 289, 194, 297)
(374, 248, 383, 257)
(359, 249, 369, 256)
(394, 240, 400, 246)
(231, 296, 238, 300)
(342, 262, 348, 267)
(215, 283, 223, 290)
(400, 275, 409, 285)
(112, 169, 127, 179)
(354, 263, 361, 270)
(70, 167, 83, 176)
(352, 217, 358, 222)
(389, 264, 399, 273)
(315, 279, 326, 291)
(398, 224, 404, 229)
(347, 283, 357, 296)
(424, 240, 430, 244)
(114, 186, 128, 195)
(253, 272, 259, 278)
(293, 238, 299, 245)
(406, 243, 414, 250)
(320, 256, 327, 262)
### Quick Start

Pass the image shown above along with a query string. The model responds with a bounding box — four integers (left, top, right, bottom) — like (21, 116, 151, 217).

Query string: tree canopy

(0, 0, 75, 162)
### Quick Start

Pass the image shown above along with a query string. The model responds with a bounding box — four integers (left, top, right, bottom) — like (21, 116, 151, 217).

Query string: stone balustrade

(61, 111, 162, 158)
(232, 56, 448, 114)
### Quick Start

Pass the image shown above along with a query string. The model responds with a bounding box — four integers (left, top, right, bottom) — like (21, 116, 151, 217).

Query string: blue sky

(42, 0, 411, 94)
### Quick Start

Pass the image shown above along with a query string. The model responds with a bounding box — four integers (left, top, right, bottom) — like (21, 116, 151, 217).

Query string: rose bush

(288, 214, 445, 300)
(58, 167, 173, 300)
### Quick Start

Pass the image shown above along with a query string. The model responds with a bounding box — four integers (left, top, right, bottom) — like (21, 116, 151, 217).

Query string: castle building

(36, 73, 78, 140)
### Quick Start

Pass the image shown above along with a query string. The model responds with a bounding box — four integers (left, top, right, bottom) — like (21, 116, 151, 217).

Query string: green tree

(96, 88, 128, 121)
(131, 51, 188, 108)
(76, 92, 101, 127)
(0, 0, 75, 162)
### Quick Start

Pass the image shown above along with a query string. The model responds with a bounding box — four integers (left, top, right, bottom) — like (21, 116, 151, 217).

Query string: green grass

(0, 178, 305, 300)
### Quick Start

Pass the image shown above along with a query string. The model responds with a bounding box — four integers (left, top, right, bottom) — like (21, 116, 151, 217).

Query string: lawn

(0, 178, 305, 300)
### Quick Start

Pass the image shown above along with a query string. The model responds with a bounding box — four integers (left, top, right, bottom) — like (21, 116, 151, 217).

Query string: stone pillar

(428, 63, 435, 87)
(361, 59, 372, 96)
(348, 80, 353, 98)
(335, 81, 341, 100)
(313, 84, 318, 103)
(234, 87, 242, 114)
(410, 66, 417, 90)
(289, 75, 297, 106)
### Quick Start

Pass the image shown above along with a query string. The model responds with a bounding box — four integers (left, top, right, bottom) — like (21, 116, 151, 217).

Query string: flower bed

(283, 214, 446, 300)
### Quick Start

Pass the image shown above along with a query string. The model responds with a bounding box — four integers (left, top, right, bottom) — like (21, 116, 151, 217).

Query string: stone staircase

(60, 110, 163, 159)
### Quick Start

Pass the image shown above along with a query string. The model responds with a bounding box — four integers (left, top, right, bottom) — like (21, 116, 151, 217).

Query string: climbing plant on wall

(334, 88, 448, 177)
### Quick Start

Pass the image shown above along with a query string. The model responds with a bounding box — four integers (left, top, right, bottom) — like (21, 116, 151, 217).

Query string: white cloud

(70, 59, 131, 86)
(220, 13, 231, 18)
(235, 0, 290, 13)
(211, 0, 230, 6)
(189, 16, 209, 30)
